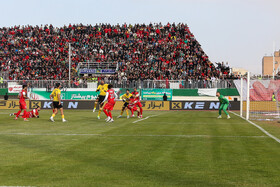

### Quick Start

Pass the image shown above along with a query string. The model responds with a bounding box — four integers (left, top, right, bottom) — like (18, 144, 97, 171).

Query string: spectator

(0, 23, 234, 82)
(4, 93, 8, 100)
(163, 93, 167, 101)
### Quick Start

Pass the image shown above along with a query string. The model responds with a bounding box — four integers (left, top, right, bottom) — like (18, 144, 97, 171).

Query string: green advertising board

(31, 90, 99, 100)
(141, 89, 172, 101)
(61, 91, 99, 100)
(30, 88, 121, 100)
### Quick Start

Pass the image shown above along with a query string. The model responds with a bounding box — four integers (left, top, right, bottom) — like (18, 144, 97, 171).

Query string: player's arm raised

(101, 92, 109, 104)
(114, 92, 118, 101)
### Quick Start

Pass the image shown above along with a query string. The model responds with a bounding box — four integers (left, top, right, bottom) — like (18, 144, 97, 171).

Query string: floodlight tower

(273, 42, 275, 79)
(68, 43, 71, 87)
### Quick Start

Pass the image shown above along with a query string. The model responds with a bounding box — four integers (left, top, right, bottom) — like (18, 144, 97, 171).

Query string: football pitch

(0, 110, 280, 186)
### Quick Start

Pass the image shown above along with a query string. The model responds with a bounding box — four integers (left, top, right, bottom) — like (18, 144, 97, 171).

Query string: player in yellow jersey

(93, 80, 109, 119)
(49, 83, 66, 122)
(117, 89, 132, 119)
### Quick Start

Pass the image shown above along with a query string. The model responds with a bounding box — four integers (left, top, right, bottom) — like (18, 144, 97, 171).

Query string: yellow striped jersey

(96, 84, 108, 96)
(51, 88, 61, 102)
(120, 93, 132, 103)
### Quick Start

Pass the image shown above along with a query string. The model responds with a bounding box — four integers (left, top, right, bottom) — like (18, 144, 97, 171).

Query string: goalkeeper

(216, 92, 231, 119)
(118, 89, 132, 119)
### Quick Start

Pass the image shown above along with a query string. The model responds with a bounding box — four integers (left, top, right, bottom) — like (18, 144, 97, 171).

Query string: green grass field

(0, 109, 280, 186)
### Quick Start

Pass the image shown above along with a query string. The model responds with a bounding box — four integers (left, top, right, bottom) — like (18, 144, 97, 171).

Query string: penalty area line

(132, 114, 159, 124)
(230, 111, 280, 144)
(0, 132, 268, 138)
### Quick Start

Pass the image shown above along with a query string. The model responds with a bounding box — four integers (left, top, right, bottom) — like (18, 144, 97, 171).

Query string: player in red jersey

(15, 85, 29, 121)
(127, 94, 141, 118)
(10, 107, 40, 119)
(101, 84, 117, 122)
(131, 88, 143, 118)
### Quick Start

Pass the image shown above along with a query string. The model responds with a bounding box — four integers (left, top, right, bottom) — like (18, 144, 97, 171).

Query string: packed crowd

(0, 23, 234, 81)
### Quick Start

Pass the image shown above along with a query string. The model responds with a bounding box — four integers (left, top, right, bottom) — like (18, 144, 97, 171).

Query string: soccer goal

(235, 72, 280, 121)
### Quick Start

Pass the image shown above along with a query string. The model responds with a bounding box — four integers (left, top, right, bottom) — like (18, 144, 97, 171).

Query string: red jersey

(128, 97, 138, 107)
(27, 109, 39, 118)
(32, 109, 39, 117)
(19, 90, 27, 103)
(131, 91, 140, 101)
(107, 89, 116, 103)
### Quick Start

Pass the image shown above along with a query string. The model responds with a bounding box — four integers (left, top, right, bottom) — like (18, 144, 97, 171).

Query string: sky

(0, 0, 279, 75)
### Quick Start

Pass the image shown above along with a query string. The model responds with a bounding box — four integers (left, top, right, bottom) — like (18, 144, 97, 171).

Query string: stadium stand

(0, 23, 234, 81)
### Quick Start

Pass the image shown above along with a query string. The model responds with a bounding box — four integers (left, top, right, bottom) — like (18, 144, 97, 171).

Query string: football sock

(126, 110, 129, 116)
(62, 115, 65, 119)
(52, 114, 56, 118)
(140, 108, 143, 115)
(120, 110, 124, 115)
(16, 110, 21, 117)
(98, 110, 102, 116)
(108, 111, 112, 118)
(131, 110, 134, 116)
(94, 102, 97, 110)
(103, 110, 109, 117)
(23, 110, 28, 118)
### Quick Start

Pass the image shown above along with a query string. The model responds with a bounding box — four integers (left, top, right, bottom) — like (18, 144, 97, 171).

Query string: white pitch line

(132, 116, 150, 123)
(0, 132, 268, 138)
(132, 114, 159, 124)
(230, 111, 280, 144)
(141, 122, 248, 125)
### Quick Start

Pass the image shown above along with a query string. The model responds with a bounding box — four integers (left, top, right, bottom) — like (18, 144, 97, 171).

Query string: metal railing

(0, 79, 236, 89)
(76, 62, 118, 75)
(0, 80, 88, 89)
(106, 80, 235, 89)
(77, 62, 118, 70)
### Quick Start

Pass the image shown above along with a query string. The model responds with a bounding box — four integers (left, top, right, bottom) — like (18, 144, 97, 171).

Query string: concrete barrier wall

(0, 100, 240, 111)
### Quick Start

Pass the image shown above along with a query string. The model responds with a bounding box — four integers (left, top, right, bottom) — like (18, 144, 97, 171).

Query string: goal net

(234, 73, 280, 121)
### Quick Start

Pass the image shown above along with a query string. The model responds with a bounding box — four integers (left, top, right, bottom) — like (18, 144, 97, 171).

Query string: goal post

(238, 72, 250, 120)
(236, 72, 280, 121)
(240, 77, 243, 118)
(246, 72, 250, 120)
